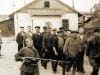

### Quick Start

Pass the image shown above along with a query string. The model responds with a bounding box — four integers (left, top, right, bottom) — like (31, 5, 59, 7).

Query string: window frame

(44, 1, 50, 8)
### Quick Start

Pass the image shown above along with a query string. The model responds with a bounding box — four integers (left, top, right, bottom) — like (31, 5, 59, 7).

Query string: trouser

(66, 56, 79, 72)
(21, 71, 39, 75)
(42, 47, 55, 70)
(76, 51, 85, 72)
(21, 64, 39, 75)
(52, 54, 58, 72)
(57, 48, 65, 61)
(89, 57, 100, 75)
(91, 68, 99, 75)
(18, 44, 23, 51)
(62, 55, 79, 75)
(51, 48, 62, 72)
(21, 72, 33, 75)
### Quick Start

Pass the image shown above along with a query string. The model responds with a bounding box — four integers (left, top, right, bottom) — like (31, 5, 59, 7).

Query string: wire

(22, 57, 70, 64)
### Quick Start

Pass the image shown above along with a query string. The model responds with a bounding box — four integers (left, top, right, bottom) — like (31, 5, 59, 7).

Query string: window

(62, 19, 69, 30)
(44, 1, 50, 8)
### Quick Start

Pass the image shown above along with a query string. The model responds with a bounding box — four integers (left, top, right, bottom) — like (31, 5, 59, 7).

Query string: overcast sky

(0, 0, 99, 15)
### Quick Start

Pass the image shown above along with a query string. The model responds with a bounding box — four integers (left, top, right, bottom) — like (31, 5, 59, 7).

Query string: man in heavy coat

(16, 27, 25, 51)
(87, 29, 100, 75)
(15, 40, 39, 75)
(63, 31, 82, 75)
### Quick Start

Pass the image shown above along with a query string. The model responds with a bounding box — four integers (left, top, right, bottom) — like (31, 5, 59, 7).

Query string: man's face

(20, 28, 24, 32)
(67, 31, 71, 36)
(35, 28, 40, 33)
(72, 33, 77, 38)
(58, 32, 63, 37)
(43, 27, 47, 32)
(26, 41, 33, 48)
(79, 28, 84, 34)
(27, 27, 31, 32)
(47, 28, 51, 34)
(52, 30, 57, 34)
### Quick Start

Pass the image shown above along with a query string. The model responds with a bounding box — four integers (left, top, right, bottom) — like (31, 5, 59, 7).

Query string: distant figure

(25, 26, 33, 46)
(16, 27, 25, 51)
(42, 26, 48, 37)
(0, 30, 2, 56)
(77, 27, 87, 73)
(26, 26, 33, 38)
(32, 26, 42, 58)
(15, 40, 39, 75)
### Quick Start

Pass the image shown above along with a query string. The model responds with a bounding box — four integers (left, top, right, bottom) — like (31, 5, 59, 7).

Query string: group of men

(15, 26, 100, 75)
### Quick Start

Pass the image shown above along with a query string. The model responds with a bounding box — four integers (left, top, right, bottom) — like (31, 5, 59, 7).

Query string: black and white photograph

(0, 0, 100, 75)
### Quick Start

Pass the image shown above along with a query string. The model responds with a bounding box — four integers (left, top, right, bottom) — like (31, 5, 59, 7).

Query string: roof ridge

(9, 0, 82, 16)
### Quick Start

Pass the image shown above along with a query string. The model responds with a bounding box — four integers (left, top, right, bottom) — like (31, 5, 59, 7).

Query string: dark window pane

(62, 19, 69, 30)
(44, 1, 50, 8)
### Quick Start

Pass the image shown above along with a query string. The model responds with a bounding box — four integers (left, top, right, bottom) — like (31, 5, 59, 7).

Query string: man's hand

(45, 49, 48, 52)
(53, 47, 58, 56)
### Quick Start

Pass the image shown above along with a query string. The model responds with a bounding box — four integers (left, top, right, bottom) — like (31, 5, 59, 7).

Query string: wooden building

(9, 0, 83, 35)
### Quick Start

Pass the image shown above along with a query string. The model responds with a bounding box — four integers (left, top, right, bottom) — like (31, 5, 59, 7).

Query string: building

(84, 3, 100, 37)
(0, 18, 14, 36)
(10, 0, 82, 35)
(0, 15, 14, 36)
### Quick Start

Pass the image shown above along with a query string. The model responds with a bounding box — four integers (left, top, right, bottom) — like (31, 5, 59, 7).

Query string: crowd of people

(15, 26, 100, 75)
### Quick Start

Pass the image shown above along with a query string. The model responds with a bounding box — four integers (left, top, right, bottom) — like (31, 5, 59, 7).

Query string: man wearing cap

(86, 29, 100, 75)
(51, 28, 59, 73)
(77, 27, 87, 73)
(32, 26, 42, 58)
(42, 28, 56, 70)
(25, 26, 33, 47)
(63, 30, 71, 41)
(63, 31, 82, 75)
(16, 27, 26, 51)
(42, 26, 48, 37)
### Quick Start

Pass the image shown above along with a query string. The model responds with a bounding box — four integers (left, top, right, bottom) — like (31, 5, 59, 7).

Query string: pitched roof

(9, 0, 82, 16)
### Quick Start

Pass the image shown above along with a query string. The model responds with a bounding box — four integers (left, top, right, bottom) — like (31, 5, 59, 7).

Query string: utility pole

(12, 0, 16, 12)
(24, 0, 26, 6)
(72, 0, 75, 8)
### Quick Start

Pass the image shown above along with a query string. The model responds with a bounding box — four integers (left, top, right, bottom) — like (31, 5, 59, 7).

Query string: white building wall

(62, 13, 78, 31)
(14, 12, 78, 35)
(32, 16, 62, 32)
(14, 13, 32, 36)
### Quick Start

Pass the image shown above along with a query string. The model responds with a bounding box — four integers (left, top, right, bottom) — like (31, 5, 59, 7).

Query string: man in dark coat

(77, 27, 87, 73)
(42, 28, 57, 70)
(86, 29, 100, 75)
(42, 26, 47, 37)
(51, 29, 59, 73)
(32, 26, 42, 58)
(16, 27, 25, 51)
(15, 40, 39, 75)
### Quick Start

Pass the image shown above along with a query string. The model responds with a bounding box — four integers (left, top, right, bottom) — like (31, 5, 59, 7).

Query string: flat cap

(35, 26, 40, 29)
